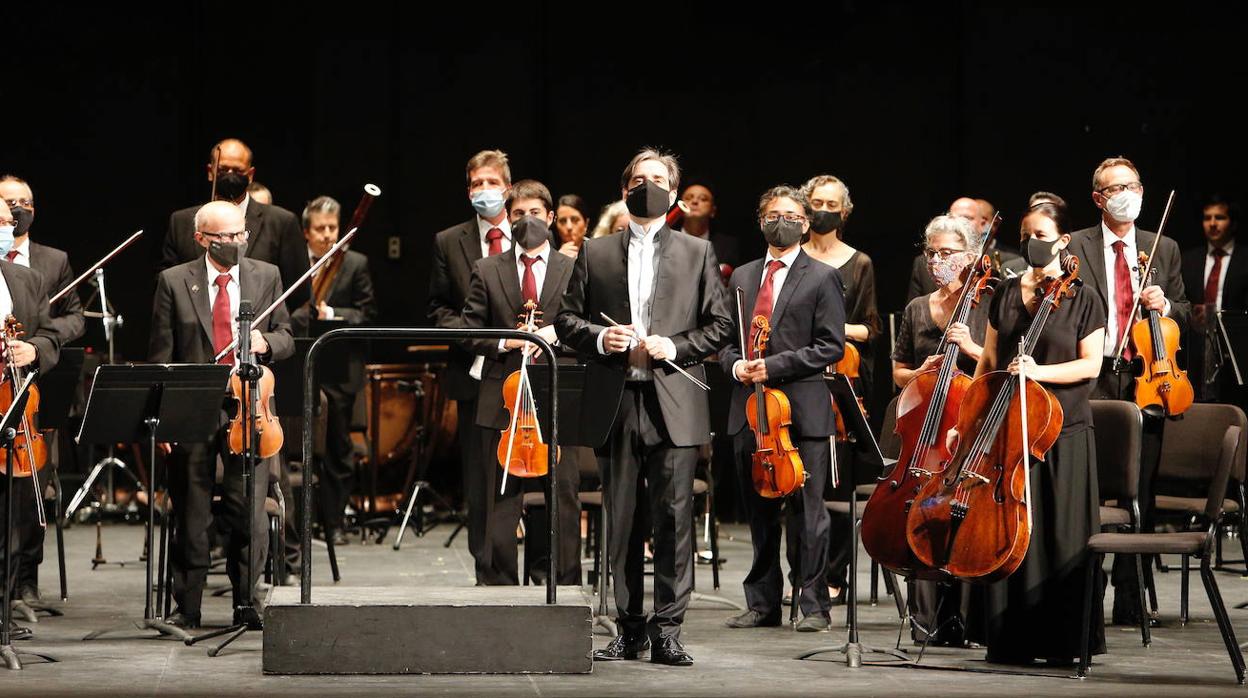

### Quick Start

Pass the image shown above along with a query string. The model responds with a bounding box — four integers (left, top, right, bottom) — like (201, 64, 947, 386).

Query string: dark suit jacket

(428, 218, 488, 401)
(0, 261, 60, 375)
(1068, 225, 1191, 335)
(461, 248, 575, 429)
(1182, 242, 1248, 311)
(555, 226, 733, 448)
(158, 199, 303, 286)
(28, 242, 85, 346)
(148, 256, 294, 365)
(719, 251, 846, 438)
(289, 249, 378, 393)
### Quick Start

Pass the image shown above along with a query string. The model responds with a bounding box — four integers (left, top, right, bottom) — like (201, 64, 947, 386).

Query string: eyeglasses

(923, 247, 967, 259)
(199, 230, 250, 242)
(2, 199, 32, 209)
(761, 213, 807, 224)
(1097, 181, 1143, 196)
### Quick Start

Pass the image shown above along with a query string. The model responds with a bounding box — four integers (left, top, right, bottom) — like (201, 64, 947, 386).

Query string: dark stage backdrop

(9, 3, 1248, 414)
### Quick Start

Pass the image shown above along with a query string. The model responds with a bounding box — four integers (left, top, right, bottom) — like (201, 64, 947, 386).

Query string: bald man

(158, 139, 303, 289)
(906, 196, 1025, 302)
(150, 200, 293, 630)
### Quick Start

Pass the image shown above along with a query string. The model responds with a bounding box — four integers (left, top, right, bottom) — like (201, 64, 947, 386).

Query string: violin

(0, 316, 49, 526)
(497, 300, 557, 485)
(226, 304, 284, 459)
(1129, 253, 1194, 418)
(861, 253, 998, 577)
(905, 255, 1079, 583)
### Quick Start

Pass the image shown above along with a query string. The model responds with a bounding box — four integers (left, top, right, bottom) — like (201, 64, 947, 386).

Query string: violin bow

(1112, 190, 1175, 364)
(1017, 337, 1033, 531)
(499, 304, 540, 494)
(50, 229, 144, 305)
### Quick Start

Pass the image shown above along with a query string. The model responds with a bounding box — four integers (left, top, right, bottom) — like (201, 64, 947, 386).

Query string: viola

(0, 316, 49, 479)
(861, 253, 998, 577)
(227, 364, 284, 459)
(497, 300, 557, 484)
(905, 255, 1079, 583)
(1129, 252, 1193, 418)
(739, 306, 805, 499)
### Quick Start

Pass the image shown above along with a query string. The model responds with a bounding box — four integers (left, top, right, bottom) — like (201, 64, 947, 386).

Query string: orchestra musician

(1181, 194, 1247, 404)
(0, 196, 62, 641)
(720, 185, 845, 632)
(556, 148, 732, 666)
(427, 149, 515, 585)
(460, 179, 579, 585)
(1066, 156, 1190, 626)
(149, 200, 293, 630)
(678, 180, 741, 267)
(907, 197, 1026, 302)
(0, 175, 86, 611)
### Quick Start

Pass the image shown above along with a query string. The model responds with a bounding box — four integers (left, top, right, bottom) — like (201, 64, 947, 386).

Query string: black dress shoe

(650, 636, 693, 666)
(164, 611, 201, 629)
(725, 610, 780, 628)
(233, 607, 263, 630)
(593, 634, 650, 661)
(796, 614, 831, 632)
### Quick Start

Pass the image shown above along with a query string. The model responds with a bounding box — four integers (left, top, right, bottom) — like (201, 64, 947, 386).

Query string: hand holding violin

(1140, 285, 1167, 313)
(4, 339, 36, 368)
(249, 329, 269, 356)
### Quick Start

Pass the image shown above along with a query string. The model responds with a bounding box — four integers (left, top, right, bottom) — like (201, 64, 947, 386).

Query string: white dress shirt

(733, 246, 801, 381)
(1204, 240, 1235, 310)
(1100, 223, 1171, 356)
(613, 219, 665, 380)
(496, 243, 551, 352)
(206, 255, 241, 352)
(5, 237, 30, 268)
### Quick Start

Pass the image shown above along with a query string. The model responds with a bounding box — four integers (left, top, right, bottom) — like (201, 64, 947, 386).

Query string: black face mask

(11, 206, 33, 237)
(512, 215, 549, 252)
(625, 180, 671, 220)
(214, 170, 250, 201)
(762, 219, 804, 249)
(810, 210, 842, 235)
(208, 240, 245, 267)
(1023, 236, 1060, 268)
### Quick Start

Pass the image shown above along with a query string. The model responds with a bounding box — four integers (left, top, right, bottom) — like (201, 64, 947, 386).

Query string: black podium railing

(301, 327, 559, 604)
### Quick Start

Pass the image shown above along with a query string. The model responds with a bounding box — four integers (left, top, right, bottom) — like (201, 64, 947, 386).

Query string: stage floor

(5, 517, 1247, 696)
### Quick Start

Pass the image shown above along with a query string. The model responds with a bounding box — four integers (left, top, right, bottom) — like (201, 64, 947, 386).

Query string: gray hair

(800, 174, 854, 217)
(620, 147, 681, 193)
(923, 214, 979, 251)
(302, 195, 341, 228)
(757, 185, 815, 221)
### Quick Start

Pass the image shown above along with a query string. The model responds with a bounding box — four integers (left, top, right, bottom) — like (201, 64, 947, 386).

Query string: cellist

(459, 180, 579, 586)
(720, 185, 845, 633)
(976, 201, 1105, 665)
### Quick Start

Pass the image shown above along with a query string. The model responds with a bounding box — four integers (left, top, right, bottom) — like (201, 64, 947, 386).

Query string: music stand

(1216, 310, 1248, 387)
(1, 374, 55, 670)
(78, 363, 231, 643)
(796, 373, 910, 667)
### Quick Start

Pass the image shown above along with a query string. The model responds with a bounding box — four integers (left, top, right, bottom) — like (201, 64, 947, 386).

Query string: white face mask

(1104, 190, 1143, 223)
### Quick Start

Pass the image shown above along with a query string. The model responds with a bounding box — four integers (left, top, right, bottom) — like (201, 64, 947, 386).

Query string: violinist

(149, 200, 293, 630)
(890, 214, 987, 644)
(0, 197, 61, 641)
(287, 195, 378, 546)
(1067, 156, 1190, 626)
(556, 148, 731, 666)
(459, 180, 578, 586)
(721, 185, 845, 633)
(977, 201, 1105, 665)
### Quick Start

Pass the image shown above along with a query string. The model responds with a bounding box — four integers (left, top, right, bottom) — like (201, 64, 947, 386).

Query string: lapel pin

(191, 284, 199, 293)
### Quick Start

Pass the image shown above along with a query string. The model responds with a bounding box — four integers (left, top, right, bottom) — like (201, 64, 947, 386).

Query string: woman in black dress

(976, 201, 1106, 664)
(891, 214, 989, 644)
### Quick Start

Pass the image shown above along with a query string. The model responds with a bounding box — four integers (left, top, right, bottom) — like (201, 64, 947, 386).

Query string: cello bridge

(959, 470, 990, 486)
(907, 467, 933, 479)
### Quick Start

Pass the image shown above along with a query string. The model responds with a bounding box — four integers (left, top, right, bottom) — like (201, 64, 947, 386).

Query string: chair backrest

(1158, 403, 1248, 483)
(1206, 427, 1242, 522)
(879, 396, 901, 461)
(1090, 399, 1142, 501)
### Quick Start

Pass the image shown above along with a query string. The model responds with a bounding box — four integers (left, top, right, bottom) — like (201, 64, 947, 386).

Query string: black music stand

(796, 373, 910, 668)
(1, 375, 55, 670)
(1216, 310, 1248, 388)
(78, 363, 231, 643)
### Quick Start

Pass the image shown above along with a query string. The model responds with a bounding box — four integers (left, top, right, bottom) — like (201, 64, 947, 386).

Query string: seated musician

(149, 200, 294, 630)
(0, 197, 62, 641)
(0, 175, 85, 613)
(721, 185, 845, 632)
(460, 179, 579, 585)
(288, 195, 378, 546)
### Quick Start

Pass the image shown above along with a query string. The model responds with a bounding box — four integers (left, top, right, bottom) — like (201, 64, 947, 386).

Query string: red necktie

(749, 259, 786, 358)
(486, 228, 504, 256)
(1205, 247, 1228, 309)
(212, 273, 233, 365)
(5, 250, 17, 262)
(520, 255, 539, 304)
(1112, 241, 1135, 360)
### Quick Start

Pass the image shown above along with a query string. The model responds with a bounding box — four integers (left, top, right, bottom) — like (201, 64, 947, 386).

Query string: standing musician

(976, 201, 1105, 665)
(720, 185, 845, 632)
(0, 175, 85, 610)
(286, 196, 378, 546)
(158, 138, 303, 285)
(149, 200, 294, 630)
(891, 214, 987, 644)
(0, 197, 61, 640)
(1181, 194, 1248, 404)
(556, 148, 732, 666)
(427, 149, 514, 585)
(460, 180, 579, 585)
(1066, 156, 1190, 626)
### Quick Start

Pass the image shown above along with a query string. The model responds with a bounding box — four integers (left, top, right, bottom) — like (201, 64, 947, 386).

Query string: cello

(905, 255, 1079, 583)
(497, 300, 557, 491)
(861, 252, 998, 576)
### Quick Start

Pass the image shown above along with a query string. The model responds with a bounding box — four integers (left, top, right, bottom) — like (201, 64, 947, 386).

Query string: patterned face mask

(927, 251, 970, 287)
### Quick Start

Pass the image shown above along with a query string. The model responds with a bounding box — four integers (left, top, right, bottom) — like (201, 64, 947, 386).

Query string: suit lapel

(614, 230, 633, 322)
(649, 227, 674, 334)
(240, 258, 257, 307)
(540, 252, 572, 314)
(0, 264, 22, 319)
(186, 259, 214, 344)
(245, 202, 263, 258)
(769, 251, 809, 328)
(1078, 230, 1108, 306)
(458, 222, 483, 269)
(494, 252, 524, 316)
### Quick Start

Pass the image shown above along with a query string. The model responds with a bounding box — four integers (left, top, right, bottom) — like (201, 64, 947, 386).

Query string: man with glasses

(150, 200, 293, 630)
(721, 185, 845, 633)
(0, 175, 85, 613)
(1068, 156, 1191, 627)
(556, 148, 732, 666)
(157, 138, 303, 290)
